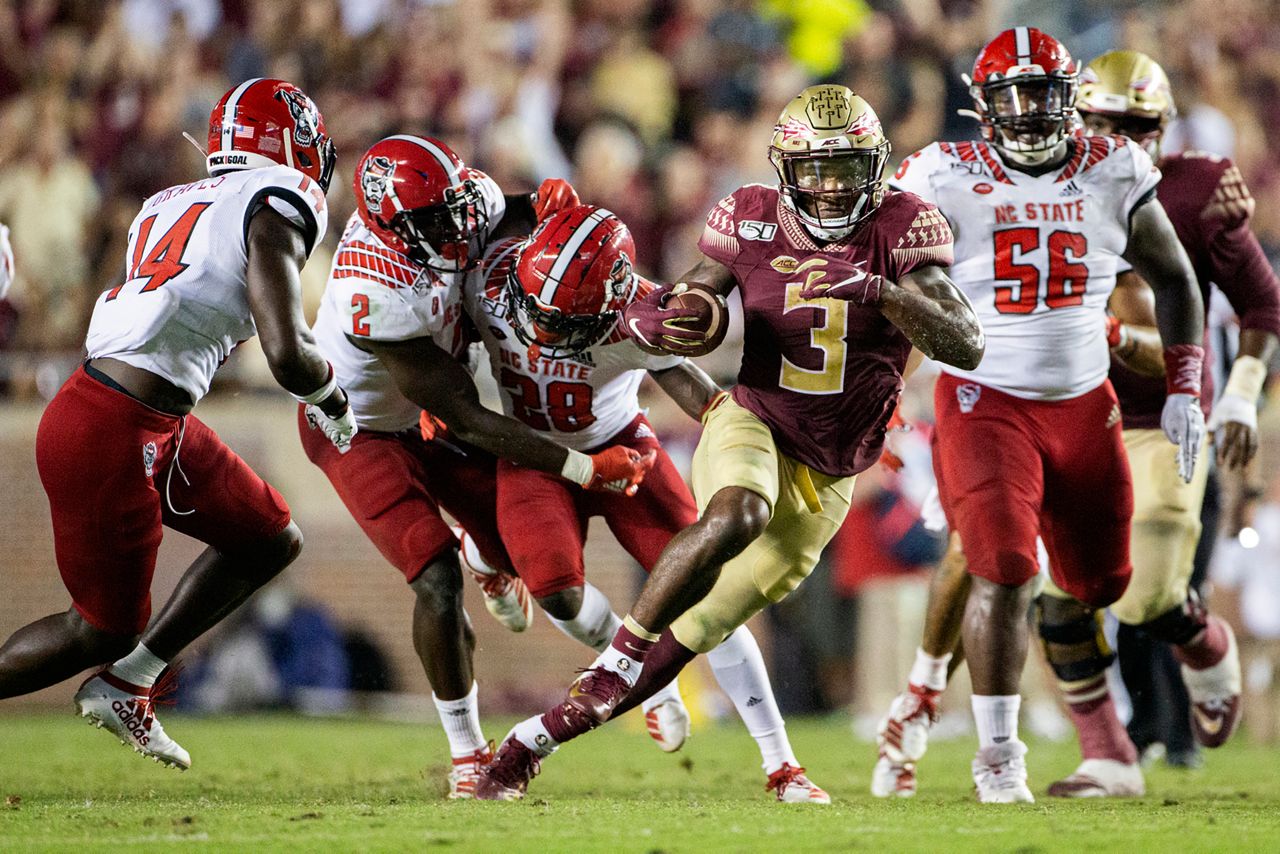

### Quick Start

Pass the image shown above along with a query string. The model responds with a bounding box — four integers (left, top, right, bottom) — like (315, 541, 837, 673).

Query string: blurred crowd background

(1, 0, 1279, 748)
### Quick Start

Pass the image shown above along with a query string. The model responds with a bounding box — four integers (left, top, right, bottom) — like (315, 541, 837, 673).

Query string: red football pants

(496, 414, 696, 599)
(932, 374, 1133, 608)
(298, 406, 511, 582)
(37, 367, 292, 635)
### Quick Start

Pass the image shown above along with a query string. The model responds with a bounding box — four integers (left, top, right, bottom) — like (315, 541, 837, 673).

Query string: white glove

(0, 223, 13, 301)
(1206, 391, 1257, 433)
(306, 403, 358, 454)
(1160, 393, 1205, 483)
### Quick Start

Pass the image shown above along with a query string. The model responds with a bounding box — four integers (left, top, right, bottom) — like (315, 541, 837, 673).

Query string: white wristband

(292, 363, 337, 405)
(561, 449, 594, 486)
(1223, 354, 1267, 402)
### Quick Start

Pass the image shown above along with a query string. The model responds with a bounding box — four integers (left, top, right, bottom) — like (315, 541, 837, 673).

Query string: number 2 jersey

(463, 237, 683, 452)
(892, 136, 1160, 400)
(312, 174, 505, 433)
(85, 165, 329, 403)
(699, 183, 954, 477)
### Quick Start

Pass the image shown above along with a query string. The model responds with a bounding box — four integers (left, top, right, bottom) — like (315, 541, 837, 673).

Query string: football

(661, 281, 729, 357)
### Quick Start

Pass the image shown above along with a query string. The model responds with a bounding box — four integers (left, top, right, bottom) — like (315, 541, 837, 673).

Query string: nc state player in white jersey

(884, 29, 1206, 802)
(301, 136, 653, 797)
(462, 205, 831, 800)
(0, 79, 355, 769)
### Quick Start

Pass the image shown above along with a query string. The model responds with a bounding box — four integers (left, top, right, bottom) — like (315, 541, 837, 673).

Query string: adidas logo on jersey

(634, 421, 657, 441)
(1059, 180, 1083, 197)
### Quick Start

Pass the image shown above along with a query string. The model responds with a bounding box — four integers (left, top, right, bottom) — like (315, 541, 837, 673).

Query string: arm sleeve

(697, 193, 742, 267)
(1194, 162, 1280, 335)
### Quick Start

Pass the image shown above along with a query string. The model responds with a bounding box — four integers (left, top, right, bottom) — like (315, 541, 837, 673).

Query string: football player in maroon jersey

(473, 84, 984, 801)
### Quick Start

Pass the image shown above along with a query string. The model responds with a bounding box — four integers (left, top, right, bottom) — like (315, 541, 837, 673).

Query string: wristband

(292, 363, 337, 405)
(561, 448, 594, 486)
(1223, 354, 1267, 402)
(1163, 344, 1204, 397)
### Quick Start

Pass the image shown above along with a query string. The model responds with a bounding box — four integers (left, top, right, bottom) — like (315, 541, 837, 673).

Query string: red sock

(1174, 615, 1229, 670)
(1063, 674, 1138, 763)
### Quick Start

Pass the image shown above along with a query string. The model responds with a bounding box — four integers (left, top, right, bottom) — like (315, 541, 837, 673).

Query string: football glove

(306, 403, 358, 454)
(623, 284, 708, 355)
(798, 257, 885, 304)
(1161, 393, 1205, 484)
(562, 446, 657, 495)
(533, 178, 580, 222)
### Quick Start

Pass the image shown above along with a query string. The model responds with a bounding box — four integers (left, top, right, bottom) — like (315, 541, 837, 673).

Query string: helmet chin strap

(781, 193, 858, 242)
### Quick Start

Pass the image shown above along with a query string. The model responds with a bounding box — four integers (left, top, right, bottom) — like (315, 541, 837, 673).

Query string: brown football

(662, 282, 728, 357)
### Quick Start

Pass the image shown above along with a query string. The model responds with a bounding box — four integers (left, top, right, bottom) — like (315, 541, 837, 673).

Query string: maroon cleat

(474, 737, 541, 801)
(565, 667, 633, 726)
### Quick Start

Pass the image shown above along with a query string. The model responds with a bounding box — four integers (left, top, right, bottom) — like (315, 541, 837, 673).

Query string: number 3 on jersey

(993, 228, 1088, 314)
(106, 202, 213, 301)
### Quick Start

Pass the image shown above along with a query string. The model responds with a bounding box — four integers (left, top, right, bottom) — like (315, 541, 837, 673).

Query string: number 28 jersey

(891, 137, 1160, 400)
(463, 238, 682, 452)
(85, 165, 329, 403)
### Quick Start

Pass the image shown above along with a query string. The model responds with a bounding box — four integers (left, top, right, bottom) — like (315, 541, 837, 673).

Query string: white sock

(457, 528, 494, 575)
(109, 642, 168, 689)
(433, 682, 486, 758)
(908, 647, 952, 692)
(511, 715, 559, 758)
(547, 584, 621, 652)
(706, 627, 798, 774)
(972, 694, 1021, 749)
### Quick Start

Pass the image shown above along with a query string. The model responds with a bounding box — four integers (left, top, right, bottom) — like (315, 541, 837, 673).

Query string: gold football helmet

(769, 85, 890, 239)
(1077, 50, 1175, 155)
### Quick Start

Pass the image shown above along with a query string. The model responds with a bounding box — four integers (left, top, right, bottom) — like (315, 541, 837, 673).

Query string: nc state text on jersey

(498, 346, 594, 379)
(994, 199, 1087, 224)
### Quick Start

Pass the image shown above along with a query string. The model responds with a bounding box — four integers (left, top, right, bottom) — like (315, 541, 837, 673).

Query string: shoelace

(486, 744, 540, 788)
(573, 667, 628, 698)
(765, 764, 808, 794)
(471, 569, 513, 598)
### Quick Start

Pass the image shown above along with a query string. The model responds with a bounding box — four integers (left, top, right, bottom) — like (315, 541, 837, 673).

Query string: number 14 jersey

(891, 136, 1160, 400)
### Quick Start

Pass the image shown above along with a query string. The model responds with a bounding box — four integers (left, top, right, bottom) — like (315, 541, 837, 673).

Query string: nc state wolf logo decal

(360, 155, 396, 211)
(275, 88, 321, 148)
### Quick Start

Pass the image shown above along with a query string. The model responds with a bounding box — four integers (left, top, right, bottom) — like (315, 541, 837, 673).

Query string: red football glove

(622, 284, 708, 355)
(419, 410, 448, 442)
(585, 446, 657, 495)
(798, 257, 886, 304)
(1105, 315, 1125, 349)
(533, 178, 580, 222)
(877, 406, 910, 472)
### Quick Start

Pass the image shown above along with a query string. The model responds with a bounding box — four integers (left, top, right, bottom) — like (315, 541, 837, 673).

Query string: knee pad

(1036, 594, 1114, 683)
(1135, 590, 1209, 646)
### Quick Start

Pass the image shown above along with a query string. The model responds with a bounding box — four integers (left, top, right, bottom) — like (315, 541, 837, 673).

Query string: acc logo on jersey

(360, 155, 396, 211)
(275, 89, 322, 148)
(739, 220, 778, 241)
(770, 255, 801, 274)
(973, 183, 993, 194)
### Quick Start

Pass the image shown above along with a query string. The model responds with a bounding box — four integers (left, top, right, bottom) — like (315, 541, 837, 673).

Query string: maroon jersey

(1111, 152, 1280, 429)
(699, 184, 953, 476)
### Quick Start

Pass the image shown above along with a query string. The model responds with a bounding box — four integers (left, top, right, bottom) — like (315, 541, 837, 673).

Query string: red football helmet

(506, 205, 637, 359)
(206, 78, 336, 191)
(969, 27, 1078, 164)
(353, 135, 490, 272)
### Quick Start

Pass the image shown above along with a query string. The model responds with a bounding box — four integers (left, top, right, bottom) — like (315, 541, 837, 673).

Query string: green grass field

(1, 713, 1276, 852)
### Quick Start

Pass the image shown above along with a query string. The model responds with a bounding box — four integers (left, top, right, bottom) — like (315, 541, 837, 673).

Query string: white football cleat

(447, 742, 495, 799)
(644, 699, 691, 753)
(972, 740, 1034, 803)
(1181, 617, 1242, 748)
(872, 684, 940, 797)
(871, 752, 917, 798)
(453, 525, 533, 632)
(74, 670, 190, 770)
(1047, 758, 1145, 798)
(766, 763, 832, 804)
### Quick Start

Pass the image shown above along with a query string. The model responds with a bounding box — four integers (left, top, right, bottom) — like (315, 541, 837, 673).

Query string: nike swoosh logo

(627, 317, 653, 345)
(1193, 706, 1224, 735)
(622, 641, 647, 655)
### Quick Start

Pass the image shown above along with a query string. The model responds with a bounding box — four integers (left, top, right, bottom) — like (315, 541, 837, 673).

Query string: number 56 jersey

(85, 166, 328, 403)
(892, 137, 1160, 400)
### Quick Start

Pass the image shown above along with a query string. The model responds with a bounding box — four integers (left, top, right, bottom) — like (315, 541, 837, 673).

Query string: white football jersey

(313, 174, 505, 432)
(891, 136, 1160, 400)
(463, 238, 682, 452)
(86, 165, 329, 403)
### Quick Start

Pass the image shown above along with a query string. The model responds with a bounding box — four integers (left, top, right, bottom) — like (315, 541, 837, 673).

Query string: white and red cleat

(73, 670, 191, 770)
(1181, 617, 1242, 748)
(766, 764, 832, 804)
(447, 742, 495, 799)
(871, 684, 940, 798)
(644, 698, 691, 753)
(453, 525, 533, 633)
(1046, 758, 1144, 798)
(972, 740, 1034, 803)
